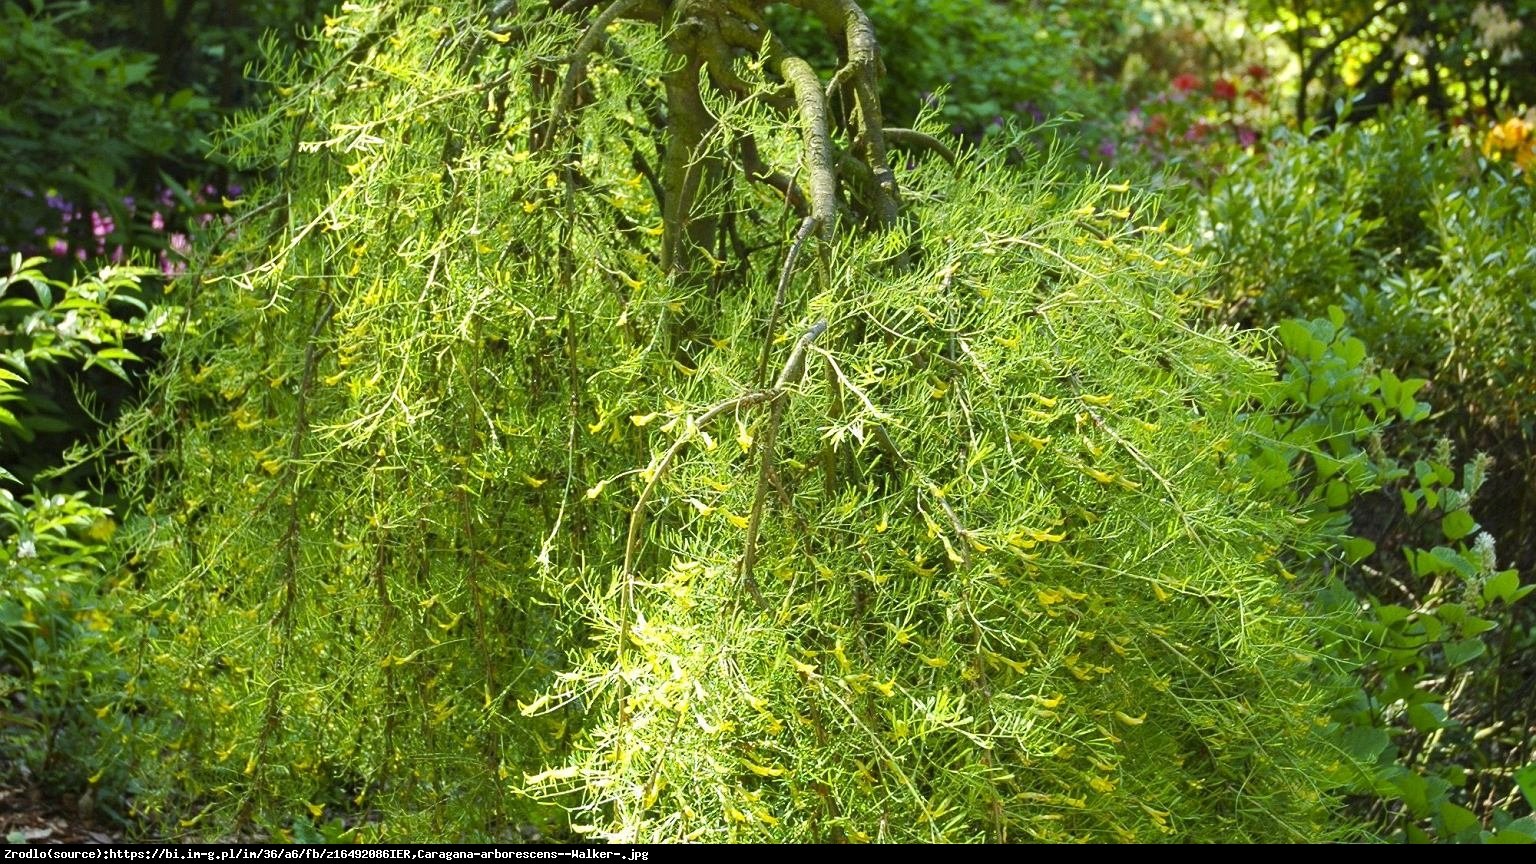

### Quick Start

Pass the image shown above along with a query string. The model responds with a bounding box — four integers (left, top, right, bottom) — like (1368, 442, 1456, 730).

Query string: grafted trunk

(540, 0, 905, 283)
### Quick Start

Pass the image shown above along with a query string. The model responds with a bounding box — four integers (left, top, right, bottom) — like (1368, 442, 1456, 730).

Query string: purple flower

(151, 211, 165, 231)
(169, 232, 191, 255)
(1098, 139, 1118, 160)
(1014, 101, 1044, 124)
(227, 183, 243, 197)
(50, 239, 69, 257)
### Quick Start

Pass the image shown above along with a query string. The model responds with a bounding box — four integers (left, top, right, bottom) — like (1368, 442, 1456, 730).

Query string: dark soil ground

(0, 778, 121, 844)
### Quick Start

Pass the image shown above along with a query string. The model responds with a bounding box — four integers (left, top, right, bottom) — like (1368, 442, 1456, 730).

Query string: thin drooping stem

(542, 0, 652, 147)
(755, 215, 819, 387)
(739, 320, 829, 604)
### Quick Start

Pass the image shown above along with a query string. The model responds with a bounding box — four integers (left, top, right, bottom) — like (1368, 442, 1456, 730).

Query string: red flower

(1172, 73, 1201, 93)
(1246, 64, 1269, 82)
(1212, 78, 1238, 101)
(1146, 113, 1169, 136)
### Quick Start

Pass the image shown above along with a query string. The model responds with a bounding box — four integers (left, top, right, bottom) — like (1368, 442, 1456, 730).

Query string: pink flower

(151, 211, 165, 231)
(1237, 126, 1260, 148)
(1172, 73, 1201, 93)
(1212, 79, 1238, 101)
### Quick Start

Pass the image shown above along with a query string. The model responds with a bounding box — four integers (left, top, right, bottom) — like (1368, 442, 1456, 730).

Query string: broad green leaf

(1438, 802, 1480, 836)
(1341, 536, 1375, 563)
(1442, 638, 1486, 667)
(1489, 826, 1536, 845)
(1428, 546, 1476, 578)
(1340, 726, 1392, 764)
(1483, 569, 1521, 605)
(1516, 764, 1536, 810)
(1406, 702, 1447, 733)
(1391, 770, 1431, 816)
(1440, 509, 1476, 541)
(1277, 319, 1312, 355)
(1459, 615, 1497, 637)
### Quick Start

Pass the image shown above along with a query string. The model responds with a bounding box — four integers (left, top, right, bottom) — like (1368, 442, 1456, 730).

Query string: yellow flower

(1501, 116, 1530, 150)
(1484, 116, 1533, 159)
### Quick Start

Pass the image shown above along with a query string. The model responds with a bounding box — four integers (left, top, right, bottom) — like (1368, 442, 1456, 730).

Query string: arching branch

(778, 55, 839, 235)
(884, 127, 957, 166)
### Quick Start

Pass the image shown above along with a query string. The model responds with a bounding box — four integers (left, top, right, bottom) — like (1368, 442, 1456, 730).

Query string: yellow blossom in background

(1482, 115, 1536, 180)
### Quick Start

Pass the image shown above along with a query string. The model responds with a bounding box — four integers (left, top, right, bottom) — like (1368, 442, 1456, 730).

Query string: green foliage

(0, 486, 121, 785)
(111, 0, 1355, 842)
(1247, 0, 1536, 123)
(0, 256, 167, 819)
(41, 0, 331, 108)
(772, 0, 1130, 134)
(1253, 308, 1535, 842)
(1200, 108, 1536, 564)
(0, 3, 213, 253)
(0, 256, 174, 481)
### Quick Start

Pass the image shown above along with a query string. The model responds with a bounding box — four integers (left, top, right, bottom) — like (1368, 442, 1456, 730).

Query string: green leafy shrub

(1200, 107, 1536, 570)
(1246, 0, 1536, 124)
(0, 257, 175, 481)
(43, 0, 331, 110)
(110, 0, 1360, 842)
(0, 3, 213, 256)
(1250, 308, 1535, 842)
(771, 0, 1129, 135)
(0, 256, 167, 819)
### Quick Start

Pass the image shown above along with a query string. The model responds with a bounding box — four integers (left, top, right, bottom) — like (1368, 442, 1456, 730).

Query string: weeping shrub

(112, 0, 1353, 842)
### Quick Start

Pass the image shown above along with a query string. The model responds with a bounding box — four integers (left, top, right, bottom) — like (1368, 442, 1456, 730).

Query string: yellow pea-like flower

(1084, 467, 1116, 484)
(743, 761, 785, 778)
